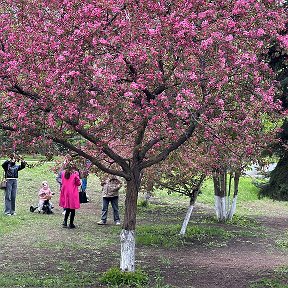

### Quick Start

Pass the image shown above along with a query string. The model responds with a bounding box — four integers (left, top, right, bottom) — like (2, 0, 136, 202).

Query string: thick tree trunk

(259, 154, 288, 200)
(120, 230, 135, 272)
(120, 169, 140, 272)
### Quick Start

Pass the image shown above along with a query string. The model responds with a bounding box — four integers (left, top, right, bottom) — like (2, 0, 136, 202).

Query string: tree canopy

(0, 0, 286, 177)
(0, 0, 287, 270)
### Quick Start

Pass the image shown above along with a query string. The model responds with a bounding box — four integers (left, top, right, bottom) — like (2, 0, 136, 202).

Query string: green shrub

(99, 267, 149, 287)
(138, 199, 149, 208)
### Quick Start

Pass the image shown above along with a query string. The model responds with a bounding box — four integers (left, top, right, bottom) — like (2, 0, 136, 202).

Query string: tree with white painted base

(0, 0, 286, 273)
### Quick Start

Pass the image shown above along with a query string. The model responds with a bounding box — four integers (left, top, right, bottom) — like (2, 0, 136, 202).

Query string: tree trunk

(179, 192, 198, 236)
(179, 204, 194, 236)
(120, 169, 140, 272)
(120, 229, 135, 272)
(214, 194, 226, 221)
(142, 179, 154, 204)
(213, 172, 227, 221)
(214, 170, 241, 221)
(227, 195, 237, 220)
(227, 171, 240, 220)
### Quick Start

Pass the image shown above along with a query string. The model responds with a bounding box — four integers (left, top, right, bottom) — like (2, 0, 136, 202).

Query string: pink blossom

(225, 34, 233, 42)
(277, 35, 288, 48)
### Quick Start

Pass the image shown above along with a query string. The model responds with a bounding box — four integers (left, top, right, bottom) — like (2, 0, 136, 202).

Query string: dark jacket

(2, 160, 26, 178)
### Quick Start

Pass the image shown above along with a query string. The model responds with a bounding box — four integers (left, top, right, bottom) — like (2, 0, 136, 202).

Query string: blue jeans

(101, 196, 120, 223)
(4, 179, 17, 215)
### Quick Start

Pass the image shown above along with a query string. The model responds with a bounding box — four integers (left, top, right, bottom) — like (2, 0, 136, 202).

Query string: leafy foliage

(258, 155, 288, 200)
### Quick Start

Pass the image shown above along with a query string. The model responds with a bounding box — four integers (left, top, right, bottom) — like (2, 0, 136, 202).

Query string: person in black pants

(59, 166, 81, 229)
(2, 154, 26, 216)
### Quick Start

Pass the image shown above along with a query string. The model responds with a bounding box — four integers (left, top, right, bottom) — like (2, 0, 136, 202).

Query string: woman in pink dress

(59, 166, 81, 229)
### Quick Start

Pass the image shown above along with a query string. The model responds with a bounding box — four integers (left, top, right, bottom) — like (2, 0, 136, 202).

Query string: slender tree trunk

(120, 169, 140, 272)
(213, 170, 241, 221)
(179, 194, 198, 236)
(213, 171, 227, 221)
(227, 171, 240, 220)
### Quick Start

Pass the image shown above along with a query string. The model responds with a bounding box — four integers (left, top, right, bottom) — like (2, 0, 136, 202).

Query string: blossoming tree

(0, 0, 287, 271)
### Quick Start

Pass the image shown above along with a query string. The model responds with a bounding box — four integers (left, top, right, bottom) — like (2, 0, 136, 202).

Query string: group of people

(2, 154, 123, 228)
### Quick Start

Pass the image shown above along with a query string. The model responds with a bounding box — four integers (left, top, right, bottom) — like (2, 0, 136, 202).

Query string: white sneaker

(62, 211, 66, 215)
(5, 213, 11, 216)
(11, 213, 16, 216)
(115, 221, 121, 225)
(97, 220, 106, 225)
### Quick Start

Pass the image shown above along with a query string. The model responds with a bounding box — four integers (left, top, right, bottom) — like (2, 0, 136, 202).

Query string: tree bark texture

(120, 167, 141, 271)
(120, 229, 135, 272)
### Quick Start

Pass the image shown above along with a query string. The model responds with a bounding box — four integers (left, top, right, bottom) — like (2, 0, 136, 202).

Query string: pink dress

(59, 171, 81, 209)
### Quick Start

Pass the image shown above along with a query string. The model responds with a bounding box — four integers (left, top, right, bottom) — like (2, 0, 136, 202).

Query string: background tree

(259, 23, 288, 200)
(147, 146, 207, 236)
(0, 0, 287, 272)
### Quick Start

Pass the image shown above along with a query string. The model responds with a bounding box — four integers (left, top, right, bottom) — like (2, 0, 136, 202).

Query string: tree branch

(50, 135, 129, 179)
(132, 118, 148, 160)
(138, 137, 163, 160)
(64, 122, 130, 173)
(8, 85, 40, 101)
(0, 123, 15, 131)
(141, 119, 198, 169)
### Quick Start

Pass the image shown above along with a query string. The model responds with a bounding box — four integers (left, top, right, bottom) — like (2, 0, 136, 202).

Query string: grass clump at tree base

(99, 267, 149, 287)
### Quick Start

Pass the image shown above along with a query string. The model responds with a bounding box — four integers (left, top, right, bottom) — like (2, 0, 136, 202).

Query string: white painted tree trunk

(179, 204, 194, 236)
(227, 195, 237, 220)
(120, 229, 135, 272)
(214, 195, 226, 221)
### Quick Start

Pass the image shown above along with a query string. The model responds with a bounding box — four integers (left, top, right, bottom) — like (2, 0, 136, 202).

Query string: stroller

(30, 199, 54, 214)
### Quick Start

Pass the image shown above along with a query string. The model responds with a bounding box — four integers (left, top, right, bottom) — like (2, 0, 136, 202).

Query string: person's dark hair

(64, 166, 73, 179)
(64, 165, 77, 179)
(9, 153, 15, 159)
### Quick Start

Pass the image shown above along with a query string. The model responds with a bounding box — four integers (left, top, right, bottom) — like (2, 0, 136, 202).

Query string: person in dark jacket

(2, 154, 26, 216)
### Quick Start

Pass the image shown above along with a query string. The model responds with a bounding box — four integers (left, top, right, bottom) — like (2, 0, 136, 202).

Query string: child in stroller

(30, 181, 54, 214)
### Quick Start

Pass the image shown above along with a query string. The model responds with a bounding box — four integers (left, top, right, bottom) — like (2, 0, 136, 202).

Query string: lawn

(1, 161, 288, 287)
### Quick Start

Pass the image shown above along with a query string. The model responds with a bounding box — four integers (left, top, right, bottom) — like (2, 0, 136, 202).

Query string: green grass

(99, 267, 149, 287)
(0, 160, 288, 287)
(136, 215, 264, 248)
(152, 175, 287, 218)
(0, 269, 99, 288)
(275, 232, 288, 250)
(199, 176, 260, 205)
(152, 176, 261, 209)
(249, 266, 288, 288)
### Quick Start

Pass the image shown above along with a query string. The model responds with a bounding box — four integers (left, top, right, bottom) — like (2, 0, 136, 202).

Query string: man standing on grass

(97, 175, 122, 226)
(2, 154, 26, 216)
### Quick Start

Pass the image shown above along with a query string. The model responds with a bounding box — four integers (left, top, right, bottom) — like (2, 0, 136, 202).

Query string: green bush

(99, 267, 149, 287)
(138, 199, 149, 208)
